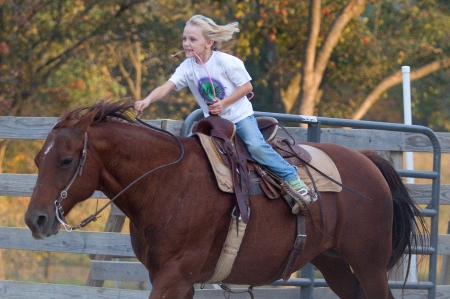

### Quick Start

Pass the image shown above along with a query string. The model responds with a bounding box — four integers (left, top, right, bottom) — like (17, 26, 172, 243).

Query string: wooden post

(86, 204, 126, 287)
(439, 221, 450, 285)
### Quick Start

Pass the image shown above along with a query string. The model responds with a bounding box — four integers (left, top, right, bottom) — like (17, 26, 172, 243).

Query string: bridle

(53, 117, 185, 231)
(54, 132, 88, 231)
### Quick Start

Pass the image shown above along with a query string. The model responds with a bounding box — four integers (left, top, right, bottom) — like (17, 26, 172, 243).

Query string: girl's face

(182, 24, 214, 61)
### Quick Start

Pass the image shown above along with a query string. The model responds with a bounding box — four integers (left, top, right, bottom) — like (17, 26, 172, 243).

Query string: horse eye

(60, 158, 73, 167)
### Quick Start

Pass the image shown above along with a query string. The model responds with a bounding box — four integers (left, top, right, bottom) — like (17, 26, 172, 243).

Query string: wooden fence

(1, 115, 450, 298)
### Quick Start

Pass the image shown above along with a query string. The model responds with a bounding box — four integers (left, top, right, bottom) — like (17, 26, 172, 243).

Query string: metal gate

(181, 109, 441, 299)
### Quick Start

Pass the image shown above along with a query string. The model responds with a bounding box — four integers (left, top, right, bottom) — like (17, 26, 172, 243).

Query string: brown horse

(25, 100, 427, 299)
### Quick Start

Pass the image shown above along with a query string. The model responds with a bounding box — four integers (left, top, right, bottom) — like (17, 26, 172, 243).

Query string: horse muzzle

(25, 209, 60, 239)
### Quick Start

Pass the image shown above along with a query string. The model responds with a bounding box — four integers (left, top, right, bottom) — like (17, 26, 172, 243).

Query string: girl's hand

(207, 98, 223, 115)
(134, 100, 149, 114)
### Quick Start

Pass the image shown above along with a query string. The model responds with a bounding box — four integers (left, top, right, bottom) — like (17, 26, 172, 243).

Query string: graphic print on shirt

(197, 77, 225, 103)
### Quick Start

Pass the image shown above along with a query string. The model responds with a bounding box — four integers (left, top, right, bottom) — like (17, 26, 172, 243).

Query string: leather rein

(54, 116, 185, 231)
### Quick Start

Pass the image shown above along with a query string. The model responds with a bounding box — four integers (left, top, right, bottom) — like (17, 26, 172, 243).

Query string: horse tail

(360, 150, 429, 271)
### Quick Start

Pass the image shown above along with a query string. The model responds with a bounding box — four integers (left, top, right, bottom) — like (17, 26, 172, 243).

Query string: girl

(134, 15, 314, 212)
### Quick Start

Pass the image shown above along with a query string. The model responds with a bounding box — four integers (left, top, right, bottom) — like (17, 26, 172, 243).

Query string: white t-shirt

(169, 51, 253, 123)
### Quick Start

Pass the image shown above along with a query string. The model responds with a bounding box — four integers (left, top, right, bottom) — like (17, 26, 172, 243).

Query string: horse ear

(75, 109, 97, 133)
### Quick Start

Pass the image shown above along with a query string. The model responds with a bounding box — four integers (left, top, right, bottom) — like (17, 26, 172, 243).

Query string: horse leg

(337, 222, 394, 298)
(148, 268, 195, 299)
(312, 254, 362, 298)
(148, 287, 194, 299)
(128, 226, 197, 299)
(350, 263, 394, 299)
(313, 251, 394, 299)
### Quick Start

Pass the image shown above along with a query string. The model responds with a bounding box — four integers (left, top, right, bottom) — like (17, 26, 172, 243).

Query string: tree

(2, 0, 449, 127)
(230, 0, 449, 130)
(0, 1, 147, 117)
(0, 0, 145, 281)
(352, 58, 450, 120)
(299, 0, 367, 117)
(319, 0, 450, 129)
(350, 0, 450, 125)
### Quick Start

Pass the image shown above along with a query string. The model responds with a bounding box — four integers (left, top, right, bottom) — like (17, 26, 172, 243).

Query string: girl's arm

(208, 82, 253, 115)
(134, 81, 176, 113)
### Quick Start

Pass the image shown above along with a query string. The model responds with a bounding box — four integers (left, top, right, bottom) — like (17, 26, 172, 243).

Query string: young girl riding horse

(134, 15, 314, 211)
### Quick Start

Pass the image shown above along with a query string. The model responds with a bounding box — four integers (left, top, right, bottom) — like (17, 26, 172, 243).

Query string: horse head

(25, 106, 101, 239)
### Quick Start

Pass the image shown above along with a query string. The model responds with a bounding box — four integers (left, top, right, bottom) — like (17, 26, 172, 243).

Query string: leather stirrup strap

(210, 128, 250, 224)
(282, 215, 306, 281)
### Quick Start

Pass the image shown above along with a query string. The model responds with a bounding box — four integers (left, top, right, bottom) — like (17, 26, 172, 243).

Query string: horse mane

(53, 99, 136, 130)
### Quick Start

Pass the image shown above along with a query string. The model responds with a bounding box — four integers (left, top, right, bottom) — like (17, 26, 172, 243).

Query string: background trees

(1, 0, 449, 129)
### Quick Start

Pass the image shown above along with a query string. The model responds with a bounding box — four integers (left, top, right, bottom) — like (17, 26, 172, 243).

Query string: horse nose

(25, 210, 48, 233)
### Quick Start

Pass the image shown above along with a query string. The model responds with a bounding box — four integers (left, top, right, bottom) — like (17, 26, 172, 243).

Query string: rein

(54, 115, 185, 231)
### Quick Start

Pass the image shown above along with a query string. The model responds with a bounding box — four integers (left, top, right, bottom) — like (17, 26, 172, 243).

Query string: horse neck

(94, 121, 180, 165)
(91, 122, 182, 217)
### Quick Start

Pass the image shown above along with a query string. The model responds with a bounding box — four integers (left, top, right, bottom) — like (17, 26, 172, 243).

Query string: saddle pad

(196, 133, 342, 193)
(297, 145, 342, 193)
(196, 133, 235, 192)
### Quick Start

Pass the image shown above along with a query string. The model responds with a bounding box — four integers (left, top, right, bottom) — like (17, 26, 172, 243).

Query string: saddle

(192, 115, 342, 223)
(193, 115, 311, 168)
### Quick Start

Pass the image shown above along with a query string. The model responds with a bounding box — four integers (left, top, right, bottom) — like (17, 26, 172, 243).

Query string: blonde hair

(186, 15, 239, 50)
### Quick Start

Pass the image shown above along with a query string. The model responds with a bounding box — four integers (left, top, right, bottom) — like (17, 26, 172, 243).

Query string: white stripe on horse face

(44, 139, 55, 155)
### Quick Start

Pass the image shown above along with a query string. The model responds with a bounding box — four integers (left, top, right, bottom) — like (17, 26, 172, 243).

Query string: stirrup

(281, 183, 317, 213)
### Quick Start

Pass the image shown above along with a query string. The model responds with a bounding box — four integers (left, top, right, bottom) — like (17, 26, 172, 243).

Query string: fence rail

(1, 115, 450, 298)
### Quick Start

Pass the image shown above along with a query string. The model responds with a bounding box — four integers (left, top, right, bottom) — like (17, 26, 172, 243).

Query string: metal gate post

(307, 121, 321, 143)
(300, 263, 315, 298)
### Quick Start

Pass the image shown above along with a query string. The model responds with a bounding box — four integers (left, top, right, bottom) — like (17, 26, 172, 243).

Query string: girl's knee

(246, 144, 267, 160)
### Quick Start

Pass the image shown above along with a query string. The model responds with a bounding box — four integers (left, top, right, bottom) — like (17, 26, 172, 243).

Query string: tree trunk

(281, 73, 301, 113)
(299, 0, 321, 117)
(108, 41, 143, 100)
(298, 0, 367, 117)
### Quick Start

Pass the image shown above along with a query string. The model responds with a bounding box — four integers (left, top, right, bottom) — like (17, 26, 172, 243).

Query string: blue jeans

(235, 115, 298, 182)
